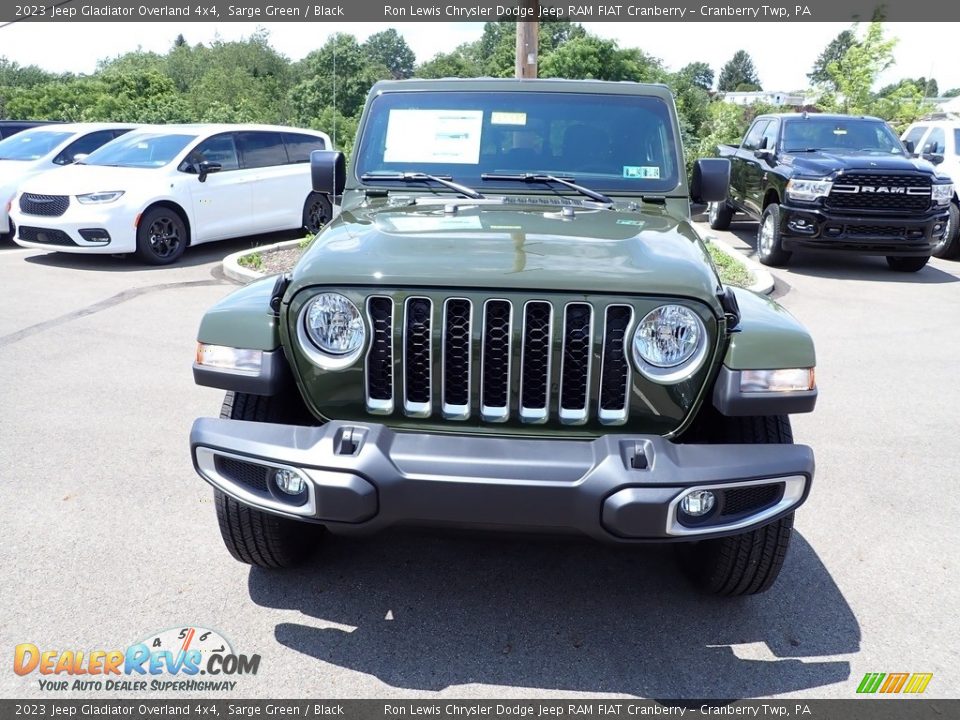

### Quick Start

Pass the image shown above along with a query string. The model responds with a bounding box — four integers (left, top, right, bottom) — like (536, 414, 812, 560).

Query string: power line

(0, 1, 77, 31)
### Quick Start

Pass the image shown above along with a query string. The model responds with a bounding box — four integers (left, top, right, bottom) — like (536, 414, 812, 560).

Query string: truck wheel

(757, 205, 792, 267)
(136, 207, 187, 265)
(931, 202, 960, 259)
(708, 201, 733, 231)
(885, 256, 930, 272)
(676, 415, 796, 596)
(302, 192, 332, 235)
(213, 391, 324, 569)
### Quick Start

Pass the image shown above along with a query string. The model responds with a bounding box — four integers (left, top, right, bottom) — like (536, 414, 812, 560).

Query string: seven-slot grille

(364, 296, 636, 425)
(19, 193, 70, 217)
(826, 173, 932, 212)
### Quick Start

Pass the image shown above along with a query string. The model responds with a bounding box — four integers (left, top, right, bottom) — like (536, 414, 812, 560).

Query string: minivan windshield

(0, 129, 73, 161)
(354, 91, 681, 193)
(83, 132, 197, 168)
(782, 118, 905, 154)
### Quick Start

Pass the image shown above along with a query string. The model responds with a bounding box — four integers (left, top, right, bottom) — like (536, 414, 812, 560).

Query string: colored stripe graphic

(903, 673, 933, 694)
(857, 672, 932, 694)
(880, 673, 909, 693)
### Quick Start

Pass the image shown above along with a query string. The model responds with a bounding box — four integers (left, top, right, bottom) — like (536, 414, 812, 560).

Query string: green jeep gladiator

(189, 79, 818, 596)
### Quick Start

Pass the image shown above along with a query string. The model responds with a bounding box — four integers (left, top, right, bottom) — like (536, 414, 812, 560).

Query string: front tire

(213, 391, 323, 569)
(136, 207, 187, 265)
(676, 415, 796, 596)
(757, 204, 792, 267)
(931, 202, 960, 259)
(885, 255, 930, 273)
(708, 201, 734, 231)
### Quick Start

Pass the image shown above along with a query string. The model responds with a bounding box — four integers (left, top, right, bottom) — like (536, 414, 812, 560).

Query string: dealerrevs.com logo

(13, 626, 260, 692)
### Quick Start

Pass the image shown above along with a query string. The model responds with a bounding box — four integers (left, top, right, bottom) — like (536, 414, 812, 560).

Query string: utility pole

(515, 2, 539, 79)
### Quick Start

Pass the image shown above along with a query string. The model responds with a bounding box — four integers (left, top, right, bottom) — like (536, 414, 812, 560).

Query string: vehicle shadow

(248, 529, 858, 698)
(722, 223, 959, 284)
(20, 231, 301, 273)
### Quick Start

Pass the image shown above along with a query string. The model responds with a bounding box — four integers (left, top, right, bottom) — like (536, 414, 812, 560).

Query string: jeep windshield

(782, 118, 905, 155)
(354, 91, 681, 194)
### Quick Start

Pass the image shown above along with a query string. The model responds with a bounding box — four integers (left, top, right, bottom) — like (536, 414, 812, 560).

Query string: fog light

(273, 468, 307, 496)
(680, 490, 716, 517)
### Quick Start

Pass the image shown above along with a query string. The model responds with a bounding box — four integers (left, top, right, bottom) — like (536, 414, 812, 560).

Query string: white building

(720, 91, 807, 107)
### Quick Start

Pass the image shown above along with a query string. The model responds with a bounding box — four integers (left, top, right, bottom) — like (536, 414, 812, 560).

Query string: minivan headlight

(76, 191, 125, 204)
(298, 293, 365, 368)
(632, 305, 708, 383)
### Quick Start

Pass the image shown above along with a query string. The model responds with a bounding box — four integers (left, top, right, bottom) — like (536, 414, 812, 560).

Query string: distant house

(720, 91, 807, 107)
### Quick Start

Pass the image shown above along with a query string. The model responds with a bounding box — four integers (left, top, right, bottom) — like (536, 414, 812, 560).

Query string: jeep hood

(290, 200, 721, 305)
(783, 150, 937, 177)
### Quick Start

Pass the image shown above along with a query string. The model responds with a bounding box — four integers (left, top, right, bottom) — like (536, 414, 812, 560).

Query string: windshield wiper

(360, 171, 484, 199)
(481, 173, 613, 205)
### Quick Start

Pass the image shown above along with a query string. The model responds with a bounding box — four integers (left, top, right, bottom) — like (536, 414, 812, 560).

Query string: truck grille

(826, 173, 932, 212)
(19, 193, 70, 217)
(364, 295, 636, 426)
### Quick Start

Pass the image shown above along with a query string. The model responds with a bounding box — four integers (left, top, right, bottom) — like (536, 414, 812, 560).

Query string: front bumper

(190, 418, 814, 542)
(10, 204, 136, 254)
(779, 203, 948, 256)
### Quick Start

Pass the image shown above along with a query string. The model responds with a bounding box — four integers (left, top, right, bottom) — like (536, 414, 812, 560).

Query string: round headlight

(632, 304, 707, 382)
(303, 293, 365, 357)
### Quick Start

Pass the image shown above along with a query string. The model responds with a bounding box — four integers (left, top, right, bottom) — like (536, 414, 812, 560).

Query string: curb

(222, 238, 305, 284)
(703, 232, 775, 295)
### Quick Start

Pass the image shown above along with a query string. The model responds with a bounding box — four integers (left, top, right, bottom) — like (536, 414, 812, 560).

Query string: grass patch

(298, 233, 315, 251)
(238, 251, 263, 271)
(707, 241, 753, 288)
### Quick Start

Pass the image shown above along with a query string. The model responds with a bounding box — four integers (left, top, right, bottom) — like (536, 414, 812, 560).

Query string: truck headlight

(932, 183, 953, 206)
(76, 191, 125, 204)
(632, 304, 708, 383)
(299, 293, 365, 367)
(785, 178, 832, 203)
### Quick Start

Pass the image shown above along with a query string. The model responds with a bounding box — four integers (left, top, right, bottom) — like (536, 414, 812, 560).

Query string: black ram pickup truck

(713, 113, 954, 272)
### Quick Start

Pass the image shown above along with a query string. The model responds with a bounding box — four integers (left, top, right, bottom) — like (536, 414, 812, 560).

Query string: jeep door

(184, 132, 253, 243)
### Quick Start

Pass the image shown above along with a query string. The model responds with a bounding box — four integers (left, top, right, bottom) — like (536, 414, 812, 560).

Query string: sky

(0, 21, 957, 93)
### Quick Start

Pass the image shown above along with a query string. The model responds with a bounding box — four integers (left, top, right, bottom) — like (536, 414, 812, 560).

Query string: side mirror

(903, 140, 915, 155)
(198, 161, 221, 183)
(311, 150, 346, 196)
(754, 147, 774, 161)
(924, 153, 945, 166)
(71, 153, 89, 164)
(690, 158, 730, 204)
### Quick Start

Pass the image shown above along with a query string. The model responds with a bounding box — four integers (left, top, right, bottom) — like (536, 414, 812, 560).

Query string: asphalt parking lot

(1, 227, 958, 700)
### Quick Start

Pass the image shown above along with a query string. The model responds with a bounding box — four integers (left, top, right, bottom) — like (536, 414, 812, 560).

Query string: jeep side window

(741, 121, 769, 151)
(236, 131, 288, 169)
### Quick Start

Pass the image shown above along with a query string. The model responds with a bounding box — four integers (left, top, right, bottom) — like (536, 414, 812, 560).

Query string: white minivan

(0, 123, 135, 242)
(901, 118, 960, 258)
(10, 124, 332, 264)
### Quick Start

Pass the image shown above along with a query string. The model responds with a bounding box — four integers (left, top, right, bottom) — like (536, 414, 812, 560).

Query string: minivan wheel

(136, 207, 187, 265)
(303, 193, 332, 235)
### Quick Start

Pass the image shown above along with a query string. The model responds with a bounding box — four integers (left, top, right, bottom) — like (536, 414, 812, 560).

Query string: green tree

(823, 21, 895, 114)
(717, 50, 761, 92)
(678, 61, 714, 91)
(363, 29, 416, 79)
(540, 36, 663, 82)
(808, 29, 856, 90)
(416, 47, 483, 79)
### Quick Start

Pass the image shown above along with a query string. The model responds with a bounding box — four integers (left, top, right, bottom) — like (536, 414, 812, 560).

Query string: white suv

(901, 119, 960, 257)
(0, 123, 135, 242)
(11, 124, 332, 264)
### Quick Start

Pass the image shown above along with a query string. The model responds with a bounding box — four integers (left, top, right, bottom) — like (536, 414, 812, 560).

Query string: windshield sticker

(616, 219, 646, 227)
(623, 165, 660, 179)
(384, 109, 483, 165)
(383, 215, 483, 233)
(491, 112, 527, 126)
